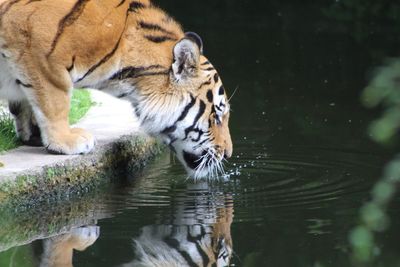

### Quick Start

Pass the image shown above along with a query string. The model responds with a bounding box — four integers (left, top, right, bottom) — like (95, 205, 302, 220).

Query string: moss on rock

(0, 134, 164, 210)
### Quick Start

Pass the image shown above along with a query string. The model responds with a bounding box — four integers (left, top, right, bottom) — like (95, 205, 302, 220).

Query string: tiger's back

(0, 0, 182, 88)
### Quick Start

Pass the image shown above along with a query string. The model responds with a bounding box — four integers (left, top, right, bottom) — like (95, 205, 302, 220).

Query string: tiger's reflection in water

(35, 183, 233, 267)
(39, 226, 100, 267)
(124, 185, 234, 267)
(38, 185, 233, 267)
(35, 161, 233, 267)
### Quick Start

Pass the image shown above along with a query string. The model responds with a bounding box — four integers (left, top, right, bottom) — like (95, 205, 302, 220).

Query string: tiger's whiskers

(228, 85, 239, 102)
(193, 146, 226, 180)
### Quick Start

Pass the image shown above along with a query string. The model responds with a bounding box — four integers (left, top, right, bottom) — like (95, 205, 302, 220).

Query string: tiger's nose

(224, 149, 232, 159)
(223, 139, 233, 159)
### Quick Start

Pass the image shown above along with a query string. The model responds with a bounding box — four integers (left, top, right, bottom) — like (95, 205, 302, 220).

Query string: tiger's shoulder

(0, 0, 184, 72)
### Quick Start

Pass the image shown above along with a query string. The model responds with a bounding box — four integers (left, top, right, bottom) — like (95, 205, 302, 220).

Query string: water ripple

(217, 145, 384, 222)
(92, 142, 385, 229)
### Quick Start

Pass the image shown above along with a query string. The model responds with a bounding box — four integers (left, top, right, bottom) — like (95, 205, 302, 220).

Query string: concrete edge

(0, 89, 165, 209)
(0, 134, 163, 209)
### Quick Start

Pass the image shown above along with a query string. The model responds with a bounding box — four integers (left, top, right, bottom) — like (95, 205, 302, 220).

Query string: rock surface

(0, 89, 162, 208)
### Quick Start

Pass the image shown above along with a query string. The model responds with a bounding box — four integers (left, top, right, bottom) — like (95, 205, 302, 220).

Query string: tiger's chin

(179, 150, 225, 180)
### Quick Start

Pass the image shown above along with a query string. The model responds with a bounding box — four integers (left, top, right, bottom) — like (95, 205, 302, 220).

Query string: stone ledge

(0, 89, 163, 209)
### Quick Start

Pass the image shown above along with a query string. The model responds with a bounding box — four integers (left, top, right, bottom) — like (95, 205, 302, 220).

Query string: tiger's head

(160, 32, 232, 179)
(131, 31, 232, 179)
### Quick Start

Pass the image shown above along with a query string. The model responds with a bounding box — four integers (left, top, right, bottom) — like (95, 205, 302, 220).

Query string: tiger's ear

(185, 32, 203, 54)
(172, 38, 200, 82)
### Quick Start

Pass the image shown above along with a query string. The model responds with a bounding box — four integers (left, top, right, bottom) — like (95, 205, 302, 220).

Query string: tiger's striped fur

(0, 0, 232, 178)
(129, 223, 232, 267)
(125, 183, 233, 267)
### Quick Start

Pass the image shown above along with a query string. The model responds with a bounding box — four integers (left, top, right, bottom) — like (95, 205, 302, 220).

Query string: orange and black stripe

(138, 17, 179, 43)
(76, 0, 133, 83)
(138, 21, 176, 36)
(47, 0, 90, 58)
(128, 1, 146, 12)
(25, 0, 41, 4)
(109, 64, 167, 80)
(76, 33, 124, 83)
(0, 0, 22, 24)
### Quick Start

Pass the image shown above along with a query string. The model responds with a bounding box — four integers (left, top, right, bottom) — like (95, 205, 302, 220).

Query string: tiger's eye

(206, 90, 213, 102)
(213, 73, 219, 83)
(218, 86, 225, 95)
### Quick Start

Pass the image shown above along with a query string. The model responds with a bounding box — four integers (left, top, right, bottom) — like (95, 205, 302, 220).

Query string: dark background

(156, 0, 400, 150)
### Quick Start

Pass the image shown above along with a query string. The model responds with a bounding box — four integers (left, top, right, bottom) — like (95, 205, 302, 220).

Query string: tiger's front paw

(69, 226, 100, 251)
(46, 128, 95, 155)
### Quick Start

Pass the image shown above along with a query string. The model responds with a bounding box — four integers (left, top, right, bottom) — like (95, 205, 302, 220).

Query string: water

(1, 1, 400, 266)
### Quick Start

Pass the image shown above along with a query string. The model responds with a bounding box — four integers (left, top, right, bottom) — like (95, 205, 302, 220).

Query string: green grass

(0, 112, 20, 152)
(69, 89, 94, 124)
(0, 89, 94, 153)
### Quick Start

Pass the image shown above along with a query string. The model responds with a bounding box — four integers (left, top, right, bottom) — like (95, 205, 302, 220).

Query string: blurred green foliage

(332, 2, 400, 262)
(362, 60, 400, 143)
(351, 59, 400, 264)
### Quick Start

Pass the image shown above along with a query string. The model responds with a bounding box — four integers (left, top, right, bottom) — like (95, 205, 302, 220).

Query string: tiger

(127, 223, 232, 267)
(39, 226, 100, 267)
(122, 183, 234, 267)
(0, 0, 233, 178)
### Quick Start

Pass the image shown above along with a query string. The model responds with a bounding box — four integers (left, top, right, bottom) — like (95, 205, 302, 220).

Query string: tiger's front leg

(40, 226, 100, 267)
(23, 71, 95, 155)
(8, 100, 42, 147)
